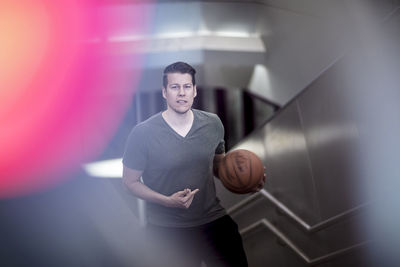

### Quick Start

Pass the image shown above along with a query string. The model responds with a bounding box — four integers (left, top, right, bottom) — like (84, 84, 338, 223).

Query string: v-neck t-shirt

(123, 109, 226, 227)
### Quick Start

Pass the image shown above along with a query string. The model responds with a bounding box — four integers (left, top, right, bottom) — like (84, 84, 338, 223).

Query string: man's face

(162, 72, 197, 115)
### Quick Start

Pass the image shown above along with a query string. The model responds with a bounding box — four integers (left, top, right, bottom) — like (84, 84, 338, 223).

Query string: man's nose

(178, 87, 185, 95)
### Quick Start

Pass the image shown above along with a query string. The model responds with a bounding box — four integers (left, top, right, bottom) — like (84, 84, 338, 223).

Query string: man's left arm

(213, 153, 225, 179)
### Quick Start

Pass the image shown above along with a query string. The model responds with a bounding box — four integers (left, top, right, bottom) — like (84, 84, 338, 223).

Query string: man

(122, 62, 264, 267)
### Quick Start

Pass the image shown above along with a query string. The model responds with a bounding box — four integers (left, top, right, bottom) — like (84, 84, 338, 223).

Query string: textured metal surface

(261, 103, 321, 224)
(219, 63, 372, 266)
(296, 61, 366, 220)
(240, 218, 370, 266)
(229, 189, 369, 233)
(220, 6, 400, 266)
(242, 222, 305, 267)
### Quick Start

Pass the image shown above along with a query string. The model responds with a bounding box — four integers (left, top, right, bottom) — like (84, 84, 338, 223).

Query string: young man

(122, 62, 263, 267)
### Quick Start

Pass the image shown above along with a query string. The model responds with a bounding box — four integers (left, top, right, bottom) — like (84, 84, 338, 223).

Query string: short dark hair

(163, 62, 196, 88)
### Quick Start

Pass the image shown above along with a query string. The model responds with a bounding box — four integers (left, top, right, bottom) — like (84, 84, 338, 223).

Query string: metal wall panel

(243, 227, 305, 267)
(231, 197, 277, 234)
(262, 103, 320, 224)
(296, 60, 366, 220)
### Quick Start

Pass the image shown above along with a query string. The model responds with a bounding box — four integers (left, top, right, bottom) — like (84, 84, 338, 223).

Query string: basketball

(218, 149, 264, 194)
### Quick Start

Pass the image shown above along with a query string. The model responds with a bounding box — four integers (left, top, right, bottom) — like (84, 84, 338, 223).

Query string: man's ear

(162, 87, 167, 99)
(194, 85, 197, 98)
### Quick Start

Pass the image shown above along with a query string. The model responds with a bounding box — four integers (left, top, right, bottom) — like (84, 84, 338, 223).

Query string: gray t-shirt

(122, 109, 226, 227)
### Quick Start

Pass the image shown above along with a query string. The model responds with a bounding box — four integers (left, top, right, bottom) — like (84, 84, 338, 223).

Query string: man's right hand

(166, 188, 199, 209)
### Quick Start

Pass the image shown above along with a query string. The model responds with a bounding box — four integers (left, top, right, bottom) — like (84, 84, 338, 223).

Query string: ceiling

(97, 0, 399, 105)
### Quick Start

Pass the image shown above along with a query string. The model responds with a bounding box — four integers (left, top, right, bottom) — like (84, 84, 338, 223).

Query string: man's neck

(163, 109, 193, 127)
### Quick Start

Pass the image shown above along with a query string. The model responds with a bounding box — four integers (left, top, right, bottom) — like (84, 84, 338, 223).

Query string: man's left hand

(253, 167, 267, 192)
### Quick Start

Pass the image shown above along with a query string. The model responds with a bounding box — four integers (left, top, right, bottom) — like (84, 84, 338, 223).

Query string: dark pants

(144, 215, 248, 267)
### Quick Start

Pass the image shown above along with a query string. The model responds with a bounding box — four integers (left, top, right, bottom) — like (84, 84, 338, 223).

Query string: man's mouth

(177, 100, 187, 104)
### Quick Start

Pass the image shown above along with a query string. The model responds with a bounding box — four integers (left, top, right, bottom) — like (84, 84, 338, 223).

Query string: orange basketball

(218, 149, 264, 194)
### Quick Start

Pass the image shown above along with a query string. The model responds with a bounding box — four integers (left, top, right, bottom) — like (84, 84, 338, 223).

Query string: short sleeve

(214, 115, 225, 154)
(215, 140, 225, 154)
(122, 125, 148, 170)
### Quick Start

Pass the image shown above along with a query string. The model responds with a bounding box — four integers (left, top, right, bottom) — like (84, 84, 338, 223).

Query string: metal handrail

(228, 189, 369, 233)
(240, 218, 370, 266)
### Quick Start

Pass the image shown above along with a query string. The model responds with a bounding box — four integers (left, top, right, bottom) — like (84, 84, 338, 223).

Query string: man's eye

(184, 85, 191, 89)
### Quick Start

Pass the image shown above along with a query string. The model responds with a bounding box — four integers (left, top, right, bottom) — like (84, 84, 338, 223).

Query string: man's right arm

(122, 165, 199, 209)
